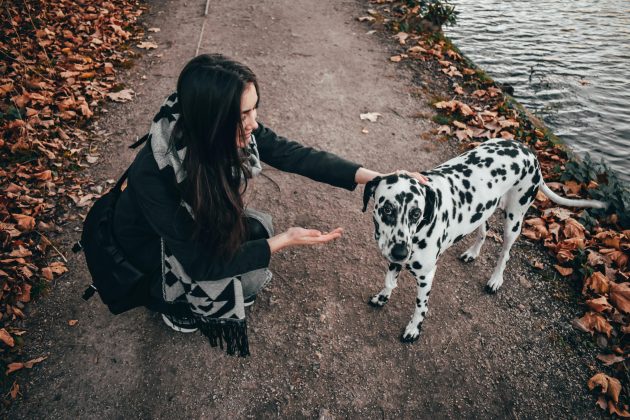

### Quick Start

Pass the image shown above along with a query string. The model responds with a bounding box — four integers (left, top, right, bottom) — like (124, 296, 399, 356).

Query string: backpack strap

(129, 133, 149, 150)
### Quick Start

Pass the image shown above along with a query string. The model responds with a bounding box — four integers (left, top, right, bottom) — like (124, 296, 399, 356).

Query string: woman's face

(237, 83, 259, 148)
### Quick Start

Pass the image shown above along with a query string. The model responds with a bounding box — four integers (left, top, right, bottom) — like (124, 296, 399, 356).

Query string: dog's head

(362, 174, 436, 263)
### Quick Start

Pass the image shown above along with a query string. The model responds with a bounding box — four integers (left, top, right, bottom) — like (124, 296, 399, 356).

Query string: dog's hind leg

(459, 221, 488, 262)
(401, 266, 436, 343)
(369, 263, 402, 307)
(486, 194, 529, 293)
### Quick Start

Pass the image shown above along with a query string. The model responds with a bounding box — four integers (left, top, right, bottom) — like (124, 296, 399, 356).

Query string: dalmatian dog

(362, 139, 608, 343)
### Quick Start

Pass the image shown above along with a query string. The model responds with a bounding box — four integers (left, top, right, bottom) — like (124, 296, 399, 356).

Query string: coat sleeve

(254, 123, 362, 191)
(128, 147, 271, 282)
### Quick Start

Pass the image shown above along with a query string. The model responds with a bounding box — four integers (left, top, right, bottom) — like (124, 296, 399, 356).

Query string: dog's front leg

(401, 266, 437, 343)
(368, 263, 402, 307)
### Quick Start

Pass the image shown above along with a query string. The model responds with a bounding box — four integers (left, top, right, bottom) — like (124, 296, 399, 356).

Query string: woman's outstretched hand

(268, 227, 344, 253)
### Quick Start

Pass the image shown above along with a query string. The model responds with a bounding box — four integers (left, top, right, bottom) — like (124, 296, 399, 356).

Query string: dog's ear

(422, 186, 437, 225)
(362, 176, 382, 212)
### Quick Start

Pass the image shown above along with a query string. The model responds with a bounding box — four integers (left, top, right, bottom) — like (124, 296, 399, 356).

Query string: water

(444, 0, 630, 181)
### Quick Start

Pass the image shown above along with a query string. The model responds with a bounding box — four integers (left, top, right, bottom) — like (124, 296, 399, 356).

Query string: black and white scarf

(149, 93, 270, 356)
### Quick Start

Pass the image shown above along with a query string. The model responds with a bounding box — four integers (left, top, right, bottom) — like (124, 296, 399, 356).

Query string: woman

(113, 54, 425, 355)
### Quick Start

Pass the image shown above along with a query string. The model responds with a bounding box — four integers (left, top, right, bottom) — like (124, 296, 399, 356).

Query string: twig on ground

(34, 231, 68, 263)
(204, 0, 210, 16)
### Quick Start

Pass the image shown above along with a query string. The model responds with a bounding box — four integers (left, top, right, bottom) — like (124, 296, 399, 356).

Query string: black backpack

(73, 135, 151, 314)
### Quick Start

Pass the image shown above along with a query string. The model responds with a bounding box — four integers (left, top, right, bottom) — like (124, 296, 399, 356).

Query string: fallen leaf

(596, 353, 624, 366)
(554, 265, 573, 276)
(389, 55, 402, 63)
(360, 112, 382, 122)
(392, 32, 408, 45)
(136, 41, 158, 49)
(9, 381, 19, 399)
(575, 312, 612, 337)
(583, 272, 610, 295)
(0, 329, 15, 347)
(148, 27, 161, 32)
(13, 214, 35, 232)
(609, 282, 630, 313)
(107, 89, 134, 103)
(586, 297, 612, 313)
(588, 373, 621, 403)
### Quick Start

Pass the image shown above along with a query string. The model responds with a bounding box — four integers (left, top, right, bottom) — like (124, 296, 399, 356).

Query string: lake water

(444, 0, 630, 181)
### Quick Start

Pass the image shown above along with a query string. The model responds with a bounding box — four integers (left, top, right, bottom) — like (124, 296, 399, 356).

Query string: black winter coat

(113, 123, 361, 283)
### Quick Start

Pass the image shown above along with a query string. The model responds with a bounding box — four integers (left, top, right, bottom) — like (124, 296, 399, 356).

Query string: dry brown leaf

(577, 312, 613, 337)
(609, 282, 630, 313)
(583, 272, 610, 295)
(554, 265, 573, 277)
(9, 381, 19, 399)
(0, 328, 15, 347)
(563, 218, 585, 239)
(588, 373, 621, 403)
(107, 89, 134, 103)
(68, 319, 78, 326)
(390, 55, 402, 63)
(596, 353, 624, 366)
(586, 297, 612, 313)
(13, 214, 35, 232)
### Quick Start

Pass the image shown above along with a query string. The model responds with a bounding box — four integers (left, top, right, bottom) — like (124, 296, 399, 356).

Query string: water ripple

(446, 0, 630, 180)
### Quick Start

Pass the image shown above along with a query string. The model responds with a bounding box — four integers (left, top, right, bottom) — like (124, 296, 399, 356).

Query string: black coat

(113, 123, 362, 283)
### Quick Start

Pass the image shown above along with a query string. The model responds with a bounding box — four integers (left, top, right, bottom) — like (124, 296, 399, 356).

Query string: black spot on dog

(465, 192, 473, 204)
(485, 200, 494, 210)
(508, 212, 514, 220)
(418, 239, 427, 249)
(378, 196, 385, 203)
(458, 191, 466, 205)
(487, 182, 493, 189)
(412, 237, 418, 244)
(410, 185, 420, 195)
(511, 162, 520, 174)
(419, 282, 427, 288)
(388, 263, 401, 271)
(454, 234, 464, 243)
(462, 179, 470, 189)
(458, 214, 463, 223)
(385, 174, 398, 184)
(512, 221, 521, 232)
(412, 261, 422, 270)
(519, 184, 538, 205)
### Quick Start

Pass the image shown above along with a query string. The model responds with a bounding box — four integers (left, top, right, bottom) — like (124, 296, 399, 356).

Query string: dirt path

(10, 0, 601, 418)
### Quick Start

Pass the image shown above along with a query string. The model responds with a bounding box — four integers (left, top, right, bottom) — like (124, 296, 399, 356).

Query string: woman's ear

(362, 176, 382, 212)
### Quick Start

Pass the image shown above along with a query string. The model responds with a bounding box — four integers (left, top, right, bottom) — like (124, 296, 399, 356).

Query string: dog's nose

(390, 243, 409, 261)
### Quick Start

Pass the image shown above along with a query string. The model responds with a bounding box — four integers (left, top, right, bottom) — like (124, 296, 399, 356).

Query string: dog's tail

(540, 183, 608, 209)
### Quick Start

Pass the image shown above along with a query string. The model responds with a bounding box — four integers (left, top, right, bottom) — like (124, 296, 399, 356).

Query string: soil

(8, 0, 604, 418)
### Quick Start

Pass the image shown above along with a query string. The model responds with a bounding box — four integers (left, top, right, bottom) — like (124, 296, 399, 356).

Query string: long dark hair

(172, 54, 259, 258)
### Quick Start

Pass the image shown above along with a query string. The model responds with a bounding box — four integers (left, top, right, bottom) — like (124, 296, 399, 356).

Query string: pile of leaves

(360, 0, 630, 416)
(0, 0, 147, 405)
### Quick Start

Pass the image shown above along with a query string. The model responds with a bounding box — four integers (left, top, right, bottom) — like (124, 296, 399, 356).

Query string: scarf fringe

(197, 319, 250, 357)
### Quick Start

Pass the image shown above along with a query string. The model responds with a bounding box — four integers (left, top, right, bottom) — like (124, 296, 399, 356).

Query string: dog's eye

(410, 208, 421, 221)
(383, 204, 393, 215)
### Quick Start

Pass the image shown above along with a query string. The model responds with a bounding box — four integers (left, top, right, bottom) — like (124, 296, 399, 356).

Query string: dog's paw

(459, 251, 476, 263)
(368, 294, 388, 308)
(485, 276, 503, 294)
(400, 324, 422, 343)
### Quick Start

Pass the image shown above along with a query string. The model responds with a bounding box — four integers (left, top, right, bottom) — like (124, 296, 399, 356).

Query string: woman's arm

(355, 167, 429, 185)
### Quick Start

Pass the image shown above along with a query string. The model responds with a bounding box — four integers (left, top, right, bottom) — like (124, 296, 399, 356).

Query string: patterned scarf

(148, 93, 269, 356)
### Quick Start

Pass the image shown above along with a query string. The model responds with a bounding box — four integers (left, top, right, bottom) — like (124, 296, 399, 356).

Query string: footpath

(6, 0, 607, 417)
